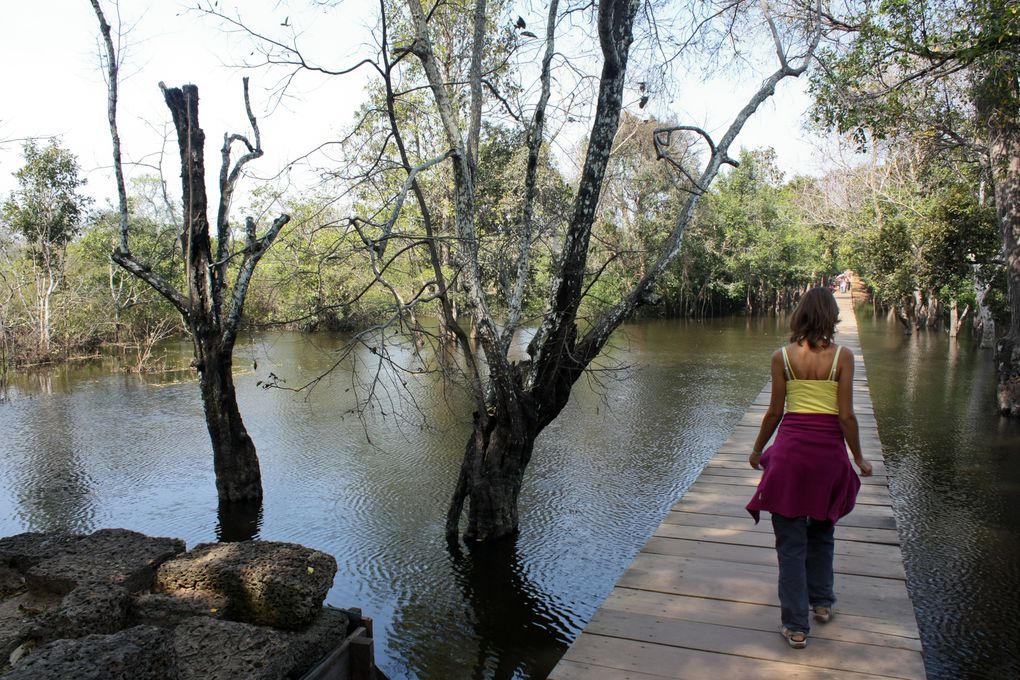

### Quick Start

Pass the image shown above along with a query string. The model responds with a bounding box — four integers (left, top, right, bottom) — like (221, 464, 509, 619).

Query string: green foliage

(810, 0, 1019, 147)
(2, 139, 91, 263)
(475, 124, 572, 312)
(662, 148, 829, 315)
(841, 151, 999, 309)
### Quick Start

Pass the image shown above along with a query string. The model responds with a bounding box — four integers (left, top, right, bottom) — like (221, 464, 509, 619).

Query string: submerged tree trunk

(976, 64, 1020, 416)
(196, 339, 262, 502)
(93, 0, 289, 504)
(926, 293, 941, 330)
(449, 395, 537, 541)
(895, 302, 913, 334)
(948, 299, 970, 338)
(974, 269, 996, 348)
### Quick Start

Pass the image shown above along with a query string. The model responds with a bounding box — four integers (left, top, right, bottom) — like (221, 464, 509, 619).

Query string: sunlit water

(855, 305, 1020, 680)
(2, 310, 1016, 679)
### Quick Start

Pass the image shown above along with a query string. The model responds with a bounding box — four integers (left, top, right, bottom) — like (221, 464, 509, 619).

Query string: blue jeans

(771, 513, 835, 633)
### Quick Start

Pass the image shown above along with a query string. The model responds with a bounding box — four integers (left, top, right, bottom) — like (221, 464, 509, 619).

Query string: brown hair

(789, 287, 839, 348)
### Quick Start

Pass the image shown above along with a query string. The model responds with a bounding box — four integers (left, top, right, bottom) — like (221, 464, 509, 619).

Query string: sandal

(813, 605, 833, 623)
(780, 625, 808, 649)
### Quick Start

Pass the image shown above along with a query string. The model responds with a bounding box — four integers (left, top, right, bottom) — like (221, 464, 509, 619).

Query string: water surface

(4, 309, 1015, 679)
(856, 305, 1020, 680)
(0, 317, 784, 679)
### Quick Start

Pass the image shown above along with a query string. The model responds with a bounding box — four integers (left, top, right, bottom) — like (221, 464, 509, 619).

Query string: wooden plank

(550, 660, 679, 680)
(652, 524, 904, 563)
(583, 609, 926, 678)
(694, 466, 888, 486)
(660, 510, 903, 545)
(559, 635, 916, 680)
(640, 536, 906, 580)
(600, 589, 922, 647)
(671, 496, 898, 530)
(686, 479, 892, 506)
(617, 552, 917, 626)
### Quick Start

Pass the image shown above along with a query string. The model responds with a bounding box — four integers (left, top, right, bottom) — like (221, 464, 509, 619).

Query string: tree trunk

(948, 299, 970, 338)
(974, 269, 996, 348)
(164, 83, 265, 502)
(926, 293, 940, 330)
(913, 290, 926, 329)
(975, 66, 1020, 416)
(446, 351, 536, 542)
(895, 303, 913, 334)
(196, 340, 262, 503)
(449, 409, 536, 542)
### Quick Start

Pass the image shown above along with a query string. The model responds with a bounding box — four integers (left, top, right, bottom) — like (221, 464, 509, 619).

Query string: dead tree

(91, 1, 289, 504)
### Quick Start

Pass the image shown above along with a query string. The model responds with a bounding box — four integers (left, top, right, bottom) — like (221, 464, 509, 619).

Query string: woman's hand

(749, 450, 762, 470)
(855, 457, 873, 477)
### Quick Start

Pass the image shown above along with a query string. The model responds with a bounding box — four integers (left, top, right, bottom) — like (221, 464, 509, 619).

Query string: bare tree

(196, 0, 822, 541)
(90, 0, 290, 504)
(402, 0, 824, 542)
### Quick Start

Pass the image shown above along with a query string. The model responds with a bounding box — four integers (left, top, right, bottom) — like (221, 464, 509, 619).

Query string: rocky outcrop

(132, 591, 230, 628)
(0, 529, 185, 596)
(174, 608, 348, 680)
(155, 541, 337, 630)
(1, 625, 177, 680)
(0, 530, 365, 680)
(28, 582, 132, 640)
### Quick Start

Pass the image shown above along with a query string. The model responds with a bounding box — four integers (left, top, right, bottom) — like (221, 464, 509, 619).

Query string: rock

(173, 609, 348, 680)
(0, 567, 24, 599)
(25, 529, 184, 595)
(1, 625, 177, 680)
(132, 591, 229, 628)
(156, 541, 337, 630)
(0, 616, 30, 666)
(173, 617, 294, 680)
(0, 590, 62, 662)
(282, 606, 350, 678)
(0, 533, 79, 572)
(28, 583, 131, 641)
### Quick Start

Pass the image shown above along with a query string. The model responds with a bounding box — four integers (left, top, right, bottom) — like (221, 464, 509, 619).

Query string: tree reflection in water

(217, 499, 263, 542)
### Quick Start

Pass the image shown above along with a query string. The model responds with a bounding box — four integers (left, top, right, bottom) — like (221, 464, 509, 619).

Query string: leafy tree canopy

(2, 139, 91, 259)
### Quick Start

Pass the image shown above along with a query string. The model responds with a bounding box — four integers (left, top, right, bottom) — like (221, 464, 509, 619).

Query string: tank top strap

(781, 346, 796, 380)
(828, 345, 841, 381)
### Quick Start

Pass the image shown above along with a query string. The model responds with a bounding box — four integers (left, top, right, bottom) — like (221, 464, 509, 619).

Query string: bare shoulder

(837, 345, 855, 375)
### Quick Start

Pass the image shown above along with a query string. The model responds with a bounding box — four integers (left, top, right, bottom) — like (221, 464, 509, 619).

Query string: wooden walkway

(549, 293, 926, 680)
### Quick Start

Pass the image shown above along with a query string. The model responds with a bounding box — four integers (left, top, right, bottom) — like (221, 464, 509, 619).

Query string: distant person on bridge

(745, 286, 873, 649)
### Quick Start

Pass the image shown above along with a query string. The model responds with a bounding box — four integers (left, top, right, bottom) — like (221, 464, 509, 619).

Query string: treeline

(0, 134, 1005, 372)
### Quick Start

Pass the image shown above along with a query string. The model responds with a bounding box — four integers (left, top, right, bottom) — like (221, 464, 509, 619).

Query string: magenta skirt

(746, 413, 861, 524)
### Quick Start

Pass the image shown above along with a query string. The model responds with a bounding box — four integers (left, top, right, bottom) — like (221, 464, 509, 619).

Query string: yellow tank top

(783, 345, 841, 415)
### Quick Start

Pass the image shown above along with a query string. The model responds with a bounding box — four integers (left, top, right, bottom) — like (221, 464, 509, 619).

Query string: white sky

(0, 0, 834, 210)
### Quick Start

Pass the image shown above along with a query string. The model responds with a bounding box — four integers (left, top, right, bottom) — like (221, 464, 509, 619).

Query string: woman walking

(746, 287, 872, 649)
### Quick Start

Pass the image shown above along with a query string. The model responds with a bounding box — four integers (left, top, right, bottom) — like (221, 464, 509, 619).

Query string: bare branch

(576, 0, 825, 363)
(500, 0, 560, 353)
(223, 214, 290, 347)
(90, 0, 130, 254)
(370, 149, 454, 258)
(111, 248, 189, 316)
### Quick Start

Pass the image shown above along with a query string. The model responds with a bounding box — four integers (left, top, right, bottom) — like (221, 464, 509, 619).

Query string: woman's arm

(836, 348, 872, 476)
(750, 350, 786, 469)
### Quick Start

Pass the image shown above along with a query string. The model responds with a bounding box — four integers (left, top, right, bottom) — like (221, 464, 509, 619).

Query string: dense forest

(0, 137, 1004, 370)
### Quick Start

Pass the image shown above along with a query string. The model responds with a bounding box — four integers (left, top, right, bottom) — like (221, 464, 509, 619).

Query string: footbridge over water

(549, 292, 925, 680)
